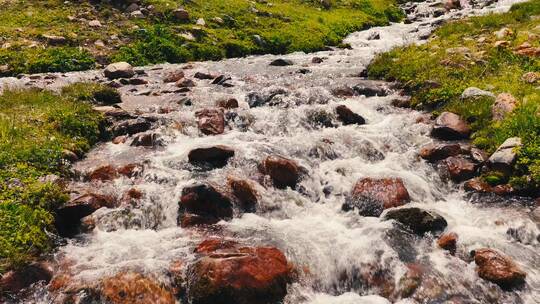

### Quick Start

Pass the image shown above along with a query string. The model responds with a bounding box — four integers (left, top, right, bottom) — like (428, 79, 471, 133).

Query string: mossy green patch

(0, 84, 105, 273)
(0, 0, 402, 75)
(368, 0, 540, 193)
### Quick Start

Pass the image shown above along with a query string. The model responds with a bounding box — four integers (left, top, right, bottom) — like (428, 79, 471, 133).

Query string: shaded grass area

(368, 0, 540, 193)
(0, 85, 105, 273)
(0, 0, 403, 75)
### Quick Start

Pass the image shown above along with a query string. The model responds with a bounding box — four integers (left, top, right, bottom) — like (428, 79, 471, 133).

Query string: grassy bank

(0, 0, 403, 76)
(368, 0, 540, 193)
(0, 85, 106, 273)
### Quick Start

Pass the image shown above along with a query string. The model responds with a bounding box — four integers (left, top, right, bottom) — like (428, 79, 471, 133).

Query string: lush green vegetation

(0, 84, 105, 273)
(0, 0, 403, 75)
(368, 0, 540, 193)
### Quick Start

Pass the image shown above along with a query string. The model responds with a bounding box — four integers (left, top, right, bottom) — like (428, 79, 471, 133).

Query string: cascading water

(2, 0, 539, 303)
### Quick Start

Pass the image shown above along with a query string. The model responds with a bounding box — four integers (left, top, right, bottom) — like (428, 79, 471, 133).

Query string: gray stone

(88, 20, 102, 27)
(125, 3, 139, 13)
(487, 137, 522, 174)
(461, 87, 496, 100)
(196, 18, 206, 26)
(130, 10, 145, 19)
(104, 62, 135, 80)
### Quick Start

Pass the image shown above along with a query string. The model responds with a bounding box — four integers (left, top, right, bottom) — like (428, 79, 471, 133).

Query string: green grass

(368, 0, 540, 193)
(0, 84, 105, 273)
(0, 0, 403, 75)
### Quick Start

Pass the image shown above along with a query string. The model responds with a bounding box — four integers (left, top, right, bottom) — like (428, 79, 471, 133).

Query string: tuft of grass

(0, 84, 105, 273)
(368, 0, 540, 193)
(0, 0, 403, 75)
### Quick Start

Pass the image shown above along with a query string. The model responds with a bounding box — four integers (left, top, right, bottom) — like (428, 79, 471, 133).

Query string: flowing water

(2, 0, 539, 303)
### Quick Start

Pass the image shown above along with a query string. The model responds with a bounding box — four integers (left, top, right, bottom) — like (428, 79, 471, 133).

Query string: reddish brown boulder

(195, 108, 225, 135)
(89, 165, 118, 181)
(262, 155, 301, 189)
(194, 238, 239, 254)
(101, 272, 176, 304)
(440, 156, 476, 182)
(228, 177, 259, 212)
(419, 143, 462, 162)
(194, 72, 216, 80)
(473, 248, 526, 288)
(336, 105, 366, 125)
(188, 145, 235, 168)
(492, 93, 517, 121)
(176, 78, 196, 88)
(187, 243, 291, 304)
(0, 262, 53, 294)
(444, 0, 461, 10)
(117, 163, 143, 178)
(331, 86, 355, 97)
(431, 112, 471, 140)
(55, 193, 116, 236)
(342, 178, 410, 217)
(164, 70, 185, 83)
(178, 183, 233, 227)
(464, 178, 492, 193)
(437, 232, 458, 254)
(216, 98, 239, 109)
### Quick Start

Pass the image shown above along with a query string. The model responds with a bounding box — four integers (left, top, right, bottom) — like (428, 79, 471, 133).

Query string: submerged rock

(101, 272, 176, 304)
(343, 178, 410, 217)
(216, 98, 239, 109)
(336, 105, 366, 125)
(195, 108, 225, 135)
(431, 112, 471, 140)
(353, 80, 389, 97)
(384, 207, 447, 235)
(110, 117, 152, 137)
(261, 155, 301, 189)
(178, 183, 233, 227)
(0, 262, 52, 294)
(473, 248, 526, 289)
(437, 232, 458, 253)
(187, 242, 291, 304)
(130, 132, 161, 147)
(188, 145, 235, 168)
(228, 177, 259, 212)
(163, 70, 185, 83)
(88, 165, 118, 181)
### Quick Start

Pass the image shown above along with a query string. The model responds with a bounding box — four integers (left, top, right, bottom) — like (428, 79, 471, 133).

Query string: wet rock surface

(188, 145, 235, 169)
(384, 207, 448, 235)
(178, 183, 233, 226)
(473, 248, 526, 289)
(343, 178, 411, 217)
(261, 155, 301, 189)
(187, 241, 291, 304)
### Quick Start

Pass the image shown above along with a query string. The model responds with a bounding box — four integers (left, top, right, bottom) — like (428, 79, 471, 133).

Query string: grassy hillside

(0, 85, 106, 273)
(368, 0, 540, 193)
(0, 0, 403, 76)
